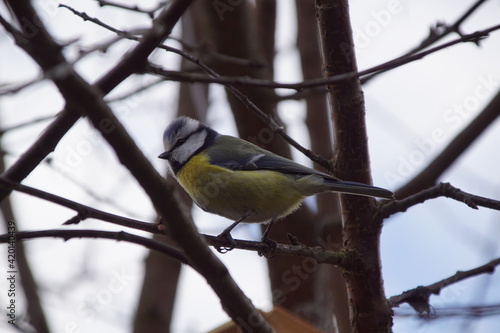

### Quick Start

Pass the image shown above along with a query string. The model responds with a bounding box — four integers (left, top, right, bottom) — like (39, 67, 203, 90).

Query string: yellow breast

(176, 153, 305, 222)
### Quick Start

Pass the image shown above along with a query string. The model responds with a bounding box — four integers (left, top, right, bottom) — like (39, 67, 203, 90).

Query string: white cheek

(171, 131, 207, 164)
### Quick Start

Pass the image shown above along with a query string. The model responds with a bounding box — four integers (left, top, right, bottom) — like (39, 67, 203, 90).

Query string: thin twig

(0, 223, 357, 270)
(0, 228, 188, 264)
(14, 4, 500, 93)
(0, 173, 358, 267)
(0, 0, 193, 206)
(0, 76, 45, 95)
(203, 234, 358, 268)
(395, 304, 500, 318)
(95, 0, 168, 19)
(56, 3, 328, 167)
(13, 0, 274, 330)
(0, 177, 160, 233)
(55, 3, 500, 173)
(388, 257, 500, 315)
(168, 36, 265, 68)
(149, 24, 500, 90)
(0, 174, 358, 267)
(148, 57, 331, 169)
(395, 90, 500, 199)
(43, 158, 147, 219)
(59, 4, 131, 36)
(380, 183, 500, 219)
(361, 0, 489, 84)
(105, 78, 167, 103)
(0, 115, 55, 136)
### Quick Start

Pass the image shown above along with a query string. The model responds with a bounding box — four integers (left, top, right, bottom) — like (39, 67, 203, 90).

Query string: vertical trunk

(315, 0, 393, 331)
(296, 1, 349, 331)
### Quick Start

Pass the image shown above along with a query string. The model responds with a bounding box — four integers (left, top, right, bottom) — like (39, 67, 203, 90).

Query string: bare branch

(0, 177, 160, 233)
(61, 4, 262, 70)
(44, 158, 146, 219)
(396, 89, 500, 198)
(147, 24, 500, 91)
(395, 304, 500, 318)
(105, 78, 167, 103)
(147, 54, 332, 170)
(380, 183, 500, 218)
(55, 4, 329, 169)
(5, 1, 273, 330)
(5, 6, 500, 94)
(0, 115, 55, 137)
(362, 0, 488, 84)
(0, 175, 360, 270)
(168, 35, 264, 69)
(204, 234, 359, 269)
(0, 228, 188, 264)
(388, 257, 500, 315)
(0, 76, 45, 95)
(0, 0, 194, 203)
(59, 4, 134, 36)
(53, 2, 500, 180)
(95, 0, 168, 18)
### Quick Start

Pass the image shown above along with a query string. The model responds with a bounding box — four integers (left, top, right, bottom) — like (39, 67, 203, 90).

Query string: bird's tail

(323, 179, 394, 199)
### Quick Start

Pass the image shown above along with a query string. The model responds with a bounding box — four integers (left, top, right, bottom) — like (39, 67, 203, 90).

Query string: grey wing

(208, 135, 337, 179)
(208, 136, 394, 199)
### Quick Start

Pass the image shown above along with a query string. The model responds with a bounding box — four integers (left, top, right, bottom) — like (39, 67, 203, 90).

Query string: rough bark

(315, 0, 393, 331)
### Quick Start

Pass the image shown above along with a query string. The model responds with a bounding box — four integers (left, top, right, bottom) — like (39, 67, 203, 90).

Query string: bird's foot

(258, 236, 277, 258)
(215, 230, 237, 254)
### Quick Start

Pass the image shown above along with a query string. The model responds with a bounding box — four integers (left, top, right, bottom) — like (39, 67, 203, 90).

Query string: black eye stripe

(169, 138, 186, 152)
(169, 127, 204, 152)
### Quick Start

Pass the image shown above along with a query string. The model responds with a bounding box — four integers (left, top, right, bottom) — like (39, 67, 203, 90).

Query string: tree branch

(381, 182, 500, 218)
(149, 52, 331, 170)
(388, 257, 500, 315)
(56, 2, 329, 170)
(0, 177, 160, 233)
(0, 0, 196, 204)
(0, 228, 188, 264)
(95, 0, 167, 18)
(395, 304, 500, 318)
(361, 0, 488, 84)
(5, 1, 273, 331)
(204, 234, 359, 269)
(0, 175, 362, 270)
(396, 89, 500, 198)
(54, 2, 500, 179)
(146, 24, 500, 91)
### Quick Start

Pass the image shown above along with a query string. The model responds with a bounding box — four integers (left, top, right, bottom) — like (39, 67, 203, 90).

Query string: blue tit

(159, 116, 393, 244)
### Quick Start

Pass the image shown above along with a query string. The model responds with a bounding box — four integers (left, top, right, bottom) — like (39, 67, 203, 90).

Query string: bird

(159, 116, 393, 250)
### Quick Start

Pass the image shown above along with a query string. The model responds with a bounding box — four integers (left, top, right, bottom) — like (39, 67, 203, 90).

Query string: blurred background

(1, 0, 500, 332)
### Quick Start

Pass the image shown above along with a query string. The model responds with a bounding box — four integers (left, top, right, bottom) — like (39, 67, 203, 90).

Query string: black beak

(158, 151, 170, 159)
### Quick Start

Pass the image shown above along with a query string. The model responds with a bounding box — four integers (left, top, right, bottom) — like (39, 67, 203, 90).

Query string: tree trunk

(315, 0, 393, 331)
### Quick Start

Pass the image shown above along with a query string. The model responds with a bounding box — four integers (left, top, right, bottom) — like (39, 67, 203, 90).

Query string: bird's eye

(177, 138, 186, 145)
